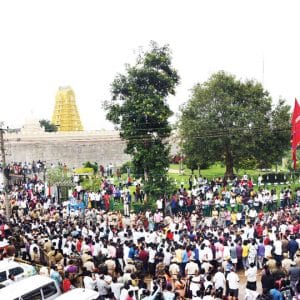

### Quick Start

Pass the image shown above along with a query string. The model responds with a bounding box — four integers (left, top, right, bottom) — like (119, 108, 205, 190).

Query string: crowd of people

(0, 165, 300, 300)
(0, 160, 46, 176)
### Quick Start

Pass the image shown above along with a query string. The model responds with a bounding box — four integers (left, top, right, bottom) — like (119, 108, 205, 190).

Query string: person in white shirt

(119, 284, 129, 300)
(163, 249, 173, 266)
(264, 243, 273, 260)
(148, 246, 156, 276)
(93, 239, 101, 257)
(156, 198, 163, 211)
(185, 257, 199, 276)
(213, 267, 226, 294)
(258, 175, 262, 186)
(274, 236, 282, 262)
(279, 223, 287, 235)
(111, 277, 123, 300)
(163, 285, 175, 300)
(83, 271, 96, 290)
(226, 268, 239, 300)
(245, 263, 257, 291)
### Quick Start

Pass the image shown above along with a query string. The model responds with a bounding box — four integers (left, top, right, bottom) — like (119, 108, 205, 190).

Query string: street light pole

(0, 124, 11, 218)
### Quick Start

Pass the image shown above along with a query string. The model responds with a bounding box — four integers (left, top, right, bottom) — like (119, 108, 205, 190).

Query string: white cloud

(0, 0, 299, 129)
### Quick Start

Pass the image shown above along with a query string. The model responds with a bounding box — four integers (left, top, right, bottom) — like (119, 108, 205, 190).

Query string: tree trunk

(225, 148, 234, 179)
(144, 169, 148, 203)
(144, 169, 149, 182)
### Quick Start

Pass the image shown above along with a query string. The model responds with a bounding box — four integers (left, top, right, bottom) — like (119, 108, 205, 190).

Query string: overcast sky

(0, 0, 299, 130)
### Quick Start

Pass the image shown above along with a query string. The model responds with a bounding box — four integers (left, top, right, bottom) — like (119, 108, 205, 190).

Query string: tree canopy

(178, 71, 291, 177)
(39, 119, 58, 132)
(46, 166, 74, 187)
(104, 41, 179, 198)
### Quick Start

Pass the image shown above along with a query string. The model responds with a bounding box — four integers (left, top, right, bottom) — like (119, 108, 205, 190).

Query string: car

(55, 288, 100, 300)
(0, 275, 61, 300)
(0, 259, 37, 286)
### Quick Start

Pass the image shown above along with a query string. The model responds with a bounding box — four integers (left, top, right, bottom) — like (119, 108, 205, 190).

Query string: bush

(131, 202, 155, 213)
(74, 167, 94, 175)
(81, 176, 100, 192)
(83, 161, 98, 174)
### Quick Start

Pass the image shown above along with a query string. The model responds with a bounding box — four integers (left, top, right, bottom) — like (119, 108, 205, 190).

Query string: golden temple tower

(52, 86, 83, 131)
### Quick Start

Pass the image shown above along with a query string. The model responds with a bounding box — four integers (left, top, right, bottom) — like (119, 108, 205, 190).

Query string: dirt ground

(238, 270, 262, 299)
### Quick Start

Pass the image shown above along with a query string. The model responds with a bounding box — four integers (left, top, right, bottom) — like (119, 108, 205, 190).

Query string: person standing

(274, 235, 282, 264)
(83, 271, 96, 290)
(258, 175, 262, 187)
(242, 240, 250, 270)
(261, 266, 274, 293)
(62, 272, 72, 293)
(288, 236, 299, 259)
(124, 191, 131, 217)
(153, 210, 162, 230)
(213, 267, 226, 297)
(226, 267, 239, 300)
(156, 198, 163, 214)
(138, 246, 149, 274)
(185, 256, 199, 277)
(288, 261, 300, 292)
(169, 258, 180, 289)
(229, 243, 237, 269)
(50, 265, 62, 288)
(188, 175, 193, 191)
(111, 277, 123, 300)
(245, 262, 258, 291)
(96, 274, 110, 300)
(257, 238, 265, 269)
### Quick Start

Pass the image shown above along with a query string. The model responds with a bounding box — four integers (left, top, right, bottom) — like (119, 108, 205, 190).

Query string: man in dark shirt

(288, 262, 300, 291)
(288, 236, 299, 259)
(138, 246, 149, 273)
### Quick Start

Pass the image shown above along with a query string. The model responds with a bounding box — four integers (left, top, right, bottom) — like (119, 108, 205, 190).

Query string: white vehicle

(56, 288, 99, 300)
(0, 260, 37, 286)
(0, 275, 61, 300)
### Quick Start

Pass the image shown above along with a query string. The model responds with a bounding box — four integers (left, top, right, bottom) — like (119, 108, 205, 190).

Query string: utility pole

(0, 124, 11, 218)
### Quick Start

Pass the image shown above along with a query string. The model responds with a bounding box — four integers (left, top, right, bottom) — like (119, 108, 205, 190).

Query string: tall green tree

(39, 119, 58, 132)
(178, 71, 290, 178)
(104, 42, 179, 198)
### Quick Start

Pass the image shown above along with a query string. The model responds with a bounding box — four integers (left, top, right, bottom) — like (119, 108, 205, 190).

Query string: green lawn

(167, 163, 300, 192)
(106, 163, 300, 213)
(93, 162, 299, 193)
(168, 163, 261, 186)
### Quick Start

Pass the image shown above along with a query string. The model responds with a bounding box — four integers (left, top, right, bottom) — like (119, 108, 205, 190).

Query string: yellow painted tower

(52, 86, 83, 131)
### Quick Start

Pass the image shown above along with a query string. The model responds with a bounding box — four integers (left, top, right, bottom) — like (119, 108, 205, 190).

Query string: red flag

(291, 98, 300, 169)
(292, 98, 300, 133)
(293, 147, 297, 170)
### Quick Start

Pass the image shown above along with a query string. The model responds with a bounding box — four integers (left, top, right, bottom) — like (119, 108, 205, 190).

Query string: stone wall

(6, 130, 130, 168)
(4, 121, 179, 168)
